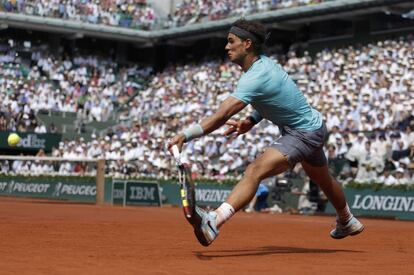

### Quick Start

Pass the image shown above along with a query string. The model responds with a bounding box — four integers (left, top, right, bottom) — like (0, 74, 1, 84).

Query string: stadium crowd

(1, 0, 331, 30)
(167, 0, 330, 28)
(1, 34, 414, 185)
(0, 38, 152, 132)
(1, 0, 157, 30)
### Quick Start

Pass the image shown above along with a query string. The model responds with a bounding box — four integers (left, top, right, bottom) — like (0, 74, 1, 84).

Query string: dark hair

(231, 19, 268, 54)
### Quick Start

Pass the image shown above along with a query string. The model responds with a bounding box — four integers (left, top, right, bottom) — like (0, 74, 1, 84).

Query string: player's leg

(194, 147, 290, 246)
(226, 148, 290, 211)
(301, 161, 364, 239)
(301, 161, 347, 211)
(213, 148, 288, 227)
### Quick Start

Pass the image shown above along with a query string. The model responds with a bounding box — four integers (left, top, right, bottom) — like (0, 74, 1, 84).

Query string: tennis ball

(8, 133, 21, 147)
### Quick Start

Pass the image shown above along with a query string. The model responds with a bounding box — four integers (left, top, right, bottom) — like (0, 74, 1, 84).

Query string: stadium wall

(2, 174, 414, 220)
(0, 175, 113, 204)
(326, 188, 414, 221)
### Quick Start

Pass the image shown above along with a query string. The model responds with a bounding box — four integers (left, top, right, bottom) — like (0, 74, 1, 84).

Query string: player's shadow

(194, 246, 362, 260)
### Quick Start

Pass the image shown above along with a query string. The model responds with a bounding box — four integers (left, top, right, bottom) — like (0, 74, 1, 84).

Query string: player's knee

(245, 162, 265, 181)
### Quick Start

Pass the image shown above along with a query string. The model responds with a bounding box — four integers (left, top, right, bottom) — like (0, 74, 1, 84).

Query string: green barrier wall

(0, 175, 112, 203)
(194, 183, 233, 207)
(3, 174, 412, 220)
(111, 181, 233, 207)
(157, 183, 233, 208)
(0, 175, 301, 210)
(112, 180, 161, 206)
(104, 179, 112, 203)
(326, 188, 414, 220)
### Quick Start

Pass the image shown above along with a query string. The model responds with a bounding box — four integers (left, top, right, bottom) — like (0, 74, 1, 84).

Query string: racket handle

(172, 145, 181, 160)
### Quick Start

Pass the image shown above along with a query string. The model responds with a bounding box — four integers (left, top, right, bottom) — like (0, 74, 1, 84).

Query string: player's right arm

(168, 69, 262, 152)
(199, 96, 247, 135)
(167, 96, 246, 152)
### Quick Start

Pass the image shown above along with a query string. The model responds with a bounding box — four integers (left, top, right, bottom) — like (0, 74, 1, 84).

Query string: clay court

(0, 197, 412, 275)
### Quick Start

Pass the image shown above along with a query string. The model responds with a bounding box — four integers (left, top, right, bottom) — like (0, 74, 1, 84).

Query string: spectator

(246, 182, 270, 212)
(48, 122, 58, 133)
(377, 169, 396, 186)
(395, 168, 409, 185)
(34, 122, 47, 133)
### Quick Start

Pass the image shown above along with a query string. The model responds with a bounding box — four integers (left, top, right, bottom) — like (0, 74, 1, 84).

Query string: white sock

(215, 202, 235, 228)
(337, 203, 353, 225)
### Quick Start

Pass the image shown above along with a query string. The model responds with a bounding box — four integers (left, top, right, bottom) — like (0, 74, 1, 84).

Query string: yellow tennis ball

(8, 133, 21, 147)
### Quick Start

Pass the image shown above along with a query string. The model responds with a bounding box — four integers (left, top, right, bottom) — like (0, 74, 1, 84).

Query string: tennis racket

(171, 145, 200, 225)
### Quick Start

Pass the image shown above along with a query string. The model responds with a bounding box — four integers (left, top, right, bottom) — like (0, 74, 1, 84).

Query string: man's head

(225, 19, 267, 64)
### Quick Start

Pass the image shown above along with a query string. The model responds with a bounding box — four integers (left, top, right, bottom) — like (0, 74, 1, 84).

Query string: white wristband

(182, 124, 204, 142)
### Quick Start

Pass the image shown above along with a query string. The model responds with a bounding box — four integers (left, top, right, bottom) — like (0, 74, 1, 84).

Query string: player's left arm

(199, 96, 247, 135)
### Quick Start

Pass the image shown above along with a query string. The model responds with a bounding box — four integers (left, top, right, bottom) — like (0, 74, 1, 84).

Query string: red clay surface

(0, 197, 413, 275)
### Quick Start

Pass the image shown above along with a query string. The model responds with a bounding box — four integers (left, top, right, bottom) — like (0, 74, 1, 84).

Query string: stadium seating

(0, 37, 151, 137)
(167, 0, 331, 28)
(0, 0, 331, 30)
(0, 0, 157, 30)
(1, 32, 413, 185)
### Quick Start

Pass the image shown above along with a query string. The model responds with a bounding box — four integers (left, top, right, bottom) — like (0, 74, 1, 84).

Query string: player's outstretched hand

(224, 118, 254, 136)
(167, 133, 186, 154)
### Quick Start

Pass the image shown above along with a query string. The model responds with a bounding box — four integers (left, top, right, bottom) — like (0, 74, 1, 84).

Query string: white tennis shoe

(330, 216, 364, 239)
(193, 206, 219, 246)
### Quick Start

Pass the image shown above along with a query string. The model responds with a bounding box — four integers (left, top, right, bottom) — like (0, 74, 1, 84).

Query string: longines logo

(352, 194, 414, 212)
(196, 189, 231, 202)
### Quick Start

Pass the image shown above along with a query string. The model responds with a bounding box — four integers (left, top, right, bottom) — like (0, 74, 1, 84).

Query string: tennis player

(167, 19, 364, 246)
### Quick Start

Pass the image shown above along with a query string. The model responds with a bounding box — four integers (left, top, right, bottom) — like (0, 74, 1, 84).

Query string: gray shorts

(271, 123, 328, 167)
